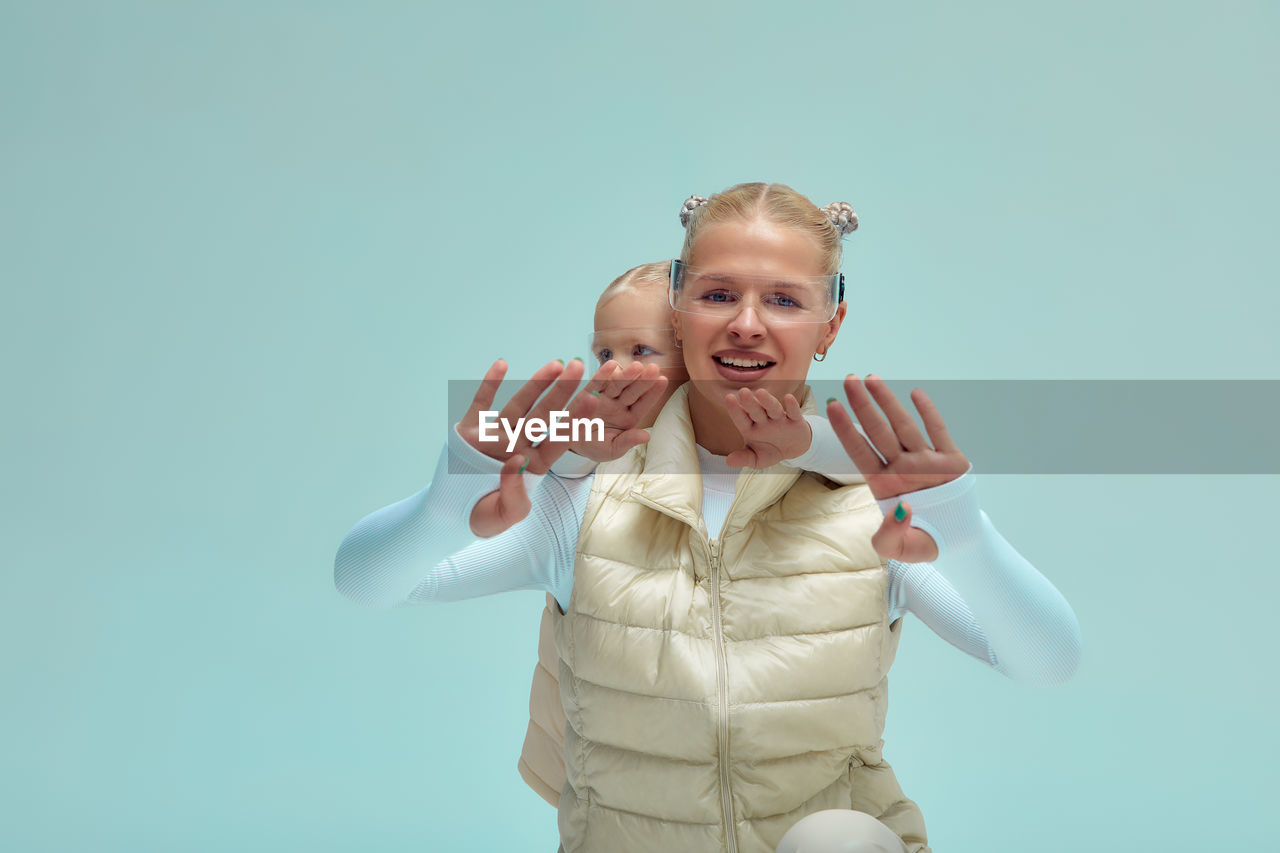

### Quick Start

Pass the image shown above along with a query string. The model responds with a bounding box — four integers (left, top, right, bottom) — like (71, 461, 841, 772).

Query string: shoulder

(784, 471, 879, 514)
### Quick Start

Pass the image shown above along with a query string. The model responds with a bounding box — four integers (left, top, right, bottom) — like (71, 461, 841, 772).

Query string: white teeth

(717, 356, 771, 369)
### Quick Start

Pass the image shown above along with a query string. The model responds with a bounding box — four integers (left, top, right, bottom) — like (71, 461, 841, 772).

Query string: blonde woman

(335, 183, 1081, 853)
(522, 260, 897, 807)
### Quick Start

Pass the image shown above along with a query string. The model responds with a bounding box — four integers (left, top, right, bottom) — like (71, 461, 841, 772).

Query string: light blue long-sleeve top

(335, 418, 1082, 686)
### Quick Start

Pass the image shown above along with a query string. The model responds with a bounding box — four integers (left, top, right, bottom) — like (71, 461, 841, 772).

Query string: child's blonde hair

(678, 182, 857, 277)
(595, 260, 671, 311)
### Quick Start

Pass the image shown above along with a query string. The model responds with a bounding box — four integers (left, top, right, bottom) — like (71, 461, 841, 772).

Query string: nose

(727, 303, 767, 342)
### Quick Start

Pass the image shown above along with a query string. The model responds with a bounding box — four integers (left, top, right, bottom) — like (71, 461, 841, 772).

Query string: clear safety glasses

(669, 259, 845, 324)
(587, 327, 683, 368)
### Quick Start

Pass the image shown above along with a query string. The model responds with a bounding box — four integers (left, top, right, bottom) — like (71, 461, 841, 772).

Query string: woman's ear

(821, 302, 847, 353)
(671, 308, 682, 341)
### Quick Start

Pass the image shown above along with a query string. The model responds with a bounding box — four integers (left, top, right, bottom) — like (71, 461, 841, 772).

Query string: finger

(910, 388, 959, 454)
(524, 360, 590, 469)
(529, 358, 587, 422)
(579, 360, 620, 398)
(615, 363, 661, 408)
(872, 501, 939, 562)
(753, 388, 785, 421)
(827, 396, 887, 479)
(627, 375, 669, 424)
(725, 393, 756, 436)
(725, 448, 757, 468)
(782, 394, 804, 422)
(737, 388, 769, 423)
(469, 455, 531, 537)
(496, 454, 532, 525)
(602, 361, 640, 398)
(610, 428, 651, 457)
(565, 380, 600, 423)
(462, 359, 508, 425)
(843, 375, 901, 463)
(531, 384, 600, 469)
(865, 374, 929, 452)
(499, 359, 565, 424)
(869, 510, 908, 562)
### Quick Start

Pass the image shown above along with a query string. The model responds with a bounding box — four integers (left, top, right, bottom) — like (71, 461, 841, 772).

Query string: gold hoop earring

(813, 351, 826, 362)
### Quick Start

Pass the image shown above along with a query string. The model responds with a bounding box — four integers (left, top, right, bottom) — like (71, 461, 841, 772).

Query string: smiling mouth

(714, 355, 776, 370)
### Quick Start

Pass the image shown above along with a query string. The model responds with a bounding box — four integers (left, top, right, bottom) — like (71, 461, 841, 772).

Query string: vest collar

(629, 384, 816, 537)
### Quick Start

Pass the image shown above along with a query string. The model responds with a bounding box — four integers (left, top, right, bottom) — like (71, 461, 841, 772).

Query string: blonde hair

(679, 183, 856, 276)
(595, 260, 671, 311)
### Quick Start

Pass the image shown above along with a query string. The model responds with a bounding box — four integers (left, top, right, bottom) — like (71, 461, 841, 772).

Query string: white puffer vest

(538, 385, 929, 853)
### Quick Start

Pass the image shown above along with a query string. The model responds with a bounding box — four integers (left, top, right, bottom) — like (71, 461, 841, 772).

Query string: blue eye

(702, 290, 736, 304)
(767, 293, 802, 309)
(595, 348, 613, 365)
(633, 344, 659, 359)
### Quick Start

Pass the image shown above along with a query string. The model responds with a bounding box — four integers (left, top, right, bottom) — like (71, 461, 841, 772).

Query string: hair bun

(679, 195, 710, 228)
(822, 202, 858, 236)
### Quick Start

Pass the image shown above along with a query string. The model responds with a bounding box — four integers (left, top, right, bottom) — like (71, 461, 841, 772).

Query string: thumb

(869, 499, 912, 561)
(608, 428, 651, 459)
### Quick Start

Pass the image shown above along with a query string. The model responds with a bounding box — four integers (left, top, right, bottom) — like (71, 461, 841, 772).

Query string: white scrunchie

(822, 201, 859, 235)
(679, 195, 710, 228)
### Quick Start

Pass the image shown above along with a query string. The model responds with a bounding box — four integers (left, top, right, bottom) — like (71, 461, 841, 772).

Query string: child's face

(592, 288, 689, 428)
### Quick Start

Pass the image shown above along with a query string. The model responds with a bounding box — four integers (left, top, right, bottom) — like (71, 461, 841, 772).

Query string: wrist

(875, 464, 979, 559)
(449, 424, 507, 475)
(781, 415, 820, 468)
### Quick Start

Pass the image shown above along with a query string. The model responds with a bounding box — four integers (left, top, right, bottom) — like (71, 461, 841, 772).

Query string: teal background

(2, 2, 1277, 851)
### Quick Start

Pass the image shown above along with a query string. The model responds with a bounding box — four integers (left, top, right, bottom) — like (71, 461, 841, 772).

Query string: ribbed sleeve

(334, 429, 1081, 685)
(878, 472, 1083, 685)
(332, 427, 589, 610)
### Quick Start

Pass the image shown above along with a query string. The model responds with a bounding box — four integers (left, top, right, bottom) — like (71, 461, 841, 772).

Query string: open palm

(458, 358, 597, 537)
(827, 374, 970, 562)
(569, 360, 668, 462)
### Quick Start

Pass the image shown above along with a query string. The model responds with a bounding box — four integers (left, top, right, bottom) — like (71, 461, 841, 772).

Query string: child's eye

(633, 344, 660, 359)
(595, 348, 613, 365)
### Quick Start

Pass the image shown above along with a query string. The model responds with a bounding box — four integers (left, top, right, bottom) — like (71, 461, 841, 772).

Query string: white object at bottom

(775, 809, 909, 853)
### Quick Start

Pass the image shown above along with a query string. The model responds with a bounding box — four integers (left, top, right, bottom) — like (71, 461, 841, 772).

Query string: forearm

(333, 428, 567, 608)
(884, 473, 1083, 685)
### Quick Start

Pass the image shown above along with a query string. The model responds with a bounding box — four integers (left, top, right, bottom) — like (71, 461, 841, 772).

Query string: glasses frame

(668, 259, 846, 323)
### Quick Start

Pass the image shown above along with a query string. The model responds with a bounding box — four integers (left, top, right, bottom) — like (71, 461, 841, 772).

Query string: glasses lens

(669, 260, 837, 323)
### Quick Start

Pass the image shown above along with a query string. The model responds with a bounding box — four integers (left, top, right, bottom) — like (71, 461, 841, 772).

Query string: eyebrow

(592, 333, 670, 347)
(695, 272, 816, 290)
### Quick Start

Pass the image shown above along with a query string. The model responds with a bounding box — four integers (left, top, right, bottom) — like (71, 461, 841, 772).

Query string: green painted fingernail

(519, 460, 528, 473)
(894, 501, 906, 522)
(826, 397, 837, 404)
(589, 389, 601, 396)
(556, 359, 565, 365)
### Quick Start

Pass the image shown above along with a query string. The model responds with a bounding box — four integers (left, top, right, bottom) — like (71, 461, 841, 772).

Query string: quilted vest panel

(552, 386, 929, 853)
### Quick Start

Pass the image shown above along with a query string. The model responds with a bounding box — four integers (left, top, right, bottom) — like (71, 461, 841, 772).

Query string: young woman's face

(593, 288, 688, 426)
(673, 218, 845, 408)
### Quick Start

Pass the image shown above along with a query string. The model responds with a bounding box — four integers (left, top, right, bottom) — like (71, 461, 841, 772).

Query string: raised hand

(566, 360, 669, 462)
(723, 388, 812, 469)
(458, 358, 598, 537)
(827, 374, 970, 562)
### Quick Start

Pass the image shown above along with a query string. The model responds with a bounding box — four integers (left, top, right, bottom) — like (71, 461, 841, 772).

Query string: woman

(335, 183, 1082, 852)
